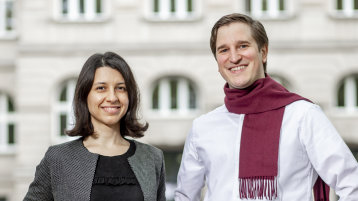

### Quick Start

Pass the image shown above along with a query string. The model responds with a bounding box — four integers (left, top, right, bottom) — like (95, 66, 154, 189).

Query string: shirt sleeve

(300, 105, 358, 201)
(23, 148, 54, 201)
(175, 125, 206, 201)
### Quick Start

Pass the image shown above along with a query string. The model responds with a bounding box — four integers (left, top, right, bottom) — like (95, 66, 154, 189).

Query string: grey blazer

(23, 138, 166, 201)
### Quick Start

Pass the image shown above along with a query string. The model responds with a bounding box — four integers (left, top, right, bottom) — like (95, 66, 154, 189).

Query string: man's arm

(301, 105, 358, 200)
(175, 126, 206, 201)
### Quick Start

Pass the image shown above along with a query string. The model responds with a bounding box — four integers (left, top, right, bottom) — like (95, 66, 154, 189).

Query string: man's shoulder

(285, 99, 320, 118)
(193, 104, 228, 123)
(286, 99, 317, 111)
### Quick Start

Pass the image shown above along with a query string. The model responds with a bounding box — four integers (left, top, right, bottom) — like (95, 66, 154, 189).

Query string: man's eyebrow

(216, 40, 251, 51)
(216, 44, 227, 51)
(235, 40, 250, 45)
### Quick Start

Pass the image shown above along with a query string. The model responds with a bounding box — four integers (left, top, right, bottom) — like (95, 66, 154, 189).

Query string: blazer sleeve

(157, 151, 166, 201)
(23, 148, 54, 201)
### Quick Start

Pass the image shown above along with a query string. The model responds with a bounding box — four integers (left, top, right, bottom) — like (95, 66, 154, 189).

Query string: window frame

(53, 0, 109, 22)
(0, 0, 16, 39)
(51, 79, 77, 144)
(0, 92, 16, 154)
(336, 74, 358, 113)
(244, 0, 294, 20)
(150, 77, 198, 116)
(144, 0, 201, 21)
(330, 0, 358, 18)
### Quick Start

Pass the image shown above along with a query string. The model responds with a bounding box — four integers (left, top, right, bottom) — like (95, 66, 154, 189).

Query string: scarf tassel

(239, 176, 278, 200)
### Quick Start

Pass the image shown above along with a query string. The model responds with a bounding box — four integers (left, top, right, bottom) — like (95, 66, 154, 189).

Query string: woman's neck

(83, 123, 130, 156)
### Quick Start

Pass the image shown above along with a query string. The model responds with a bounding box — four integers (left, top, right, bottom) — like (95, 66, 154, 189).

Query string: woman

(24, 52, 166, 201)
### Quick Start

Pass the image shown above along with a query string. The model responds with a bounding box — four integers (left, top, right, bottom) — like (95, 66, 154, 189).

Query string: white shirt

(175, 101, 358, 201)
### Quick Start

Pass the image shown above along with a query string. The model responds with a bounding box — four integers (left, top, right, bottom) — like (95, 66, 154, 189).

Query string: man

(175, 13, 358, 201)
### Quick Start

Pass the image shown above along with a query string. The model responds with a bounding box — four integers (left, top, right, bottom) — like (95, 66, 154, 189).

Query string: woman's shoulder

(133, 140, 162, 155)
(131, 139, 164, 163)
(49, 138, 82, 150)
(129, 140, 164, 174)
(45, 138, 85, 159)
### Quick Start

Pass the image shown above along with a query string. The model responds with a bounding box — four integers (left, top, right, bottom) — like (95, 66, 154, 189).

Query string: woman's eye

(96, 86, 105, 90)
(117, 86, 126, 91)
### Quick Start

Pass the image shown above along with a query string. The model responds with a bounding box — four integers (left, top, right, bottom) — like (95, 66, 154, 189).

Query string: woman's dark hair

(66, 52, 148, 138)
(210, 13, 269, 72)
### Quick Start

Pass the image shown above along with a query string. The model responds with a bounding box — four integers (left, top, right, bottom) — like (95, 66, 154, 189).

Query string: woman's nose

(106, 89, 119, 102)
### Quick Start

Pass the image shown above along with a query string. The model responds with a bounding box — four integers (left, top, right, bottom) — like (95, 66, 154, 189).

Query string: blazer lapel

(128, 142, 157, 201)
(59, 139, 98, 201)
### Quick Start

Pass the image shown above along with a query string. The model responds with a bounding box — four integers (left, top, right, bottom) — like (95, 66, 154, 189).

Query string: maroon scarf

(224, 75, 329, 200)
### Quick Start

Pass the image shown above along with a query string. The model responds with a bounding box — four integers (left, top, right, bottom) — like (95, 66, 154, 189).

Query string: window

(351, 148, 358, 161)
(0, 92, 15, 153)
(270, 74, 291, 90)
(335, 0, 358, 16)
(0, 0, 15, 38)
(56, 0, 105, 21)
(148, 0, 198, 20)
(245, 0, 288, 18)
(337, 75, 358, 112)
(164, 150, 182, 201)
(152, 77, 197, 114)
(0, 196, 7, 201)
(52, 79, 76, 142)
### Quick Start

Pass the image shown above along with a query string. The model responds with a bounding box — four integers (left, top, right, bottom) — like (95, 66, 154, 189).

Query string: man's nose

(229, 50, 241, 63)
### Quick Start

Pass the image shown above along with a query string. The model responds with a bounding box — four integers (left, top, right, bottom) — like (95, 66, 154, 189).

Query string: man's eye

(239, 45, 248, 49)
(219, 49, 228, 53)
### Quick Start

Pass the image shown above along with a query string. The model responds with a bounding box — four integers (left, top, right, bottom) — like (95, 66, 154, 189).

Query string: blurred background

(0, 0, 358, 200)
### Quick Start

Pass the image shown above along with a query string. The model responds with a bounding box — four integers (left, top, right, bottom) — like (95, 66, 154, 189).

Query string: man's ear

(261, 45, 268, 63)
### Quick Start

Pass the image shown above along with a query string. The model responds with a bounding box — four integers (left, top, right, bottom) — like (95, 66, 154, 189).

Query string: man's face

(215, 22, 267, 89)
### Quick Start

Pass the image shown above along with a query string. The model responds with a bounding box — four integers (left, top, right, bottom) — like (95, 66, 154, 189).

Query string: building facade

(0, 0, 358, 200)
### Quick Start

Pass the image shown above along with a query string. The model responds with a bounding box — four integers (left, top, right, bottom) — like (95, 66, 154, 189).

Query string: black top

(90, 140, 144, 201)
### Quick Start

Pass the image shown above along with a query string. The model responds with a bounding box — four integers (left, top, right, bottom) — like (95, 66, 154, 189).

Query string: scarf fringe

(239, 176, 277, 200)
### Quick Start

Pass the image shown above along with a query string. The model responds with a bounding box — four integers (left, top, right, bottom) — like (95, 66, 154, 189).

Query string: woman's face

(87, 66, 129, 130)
